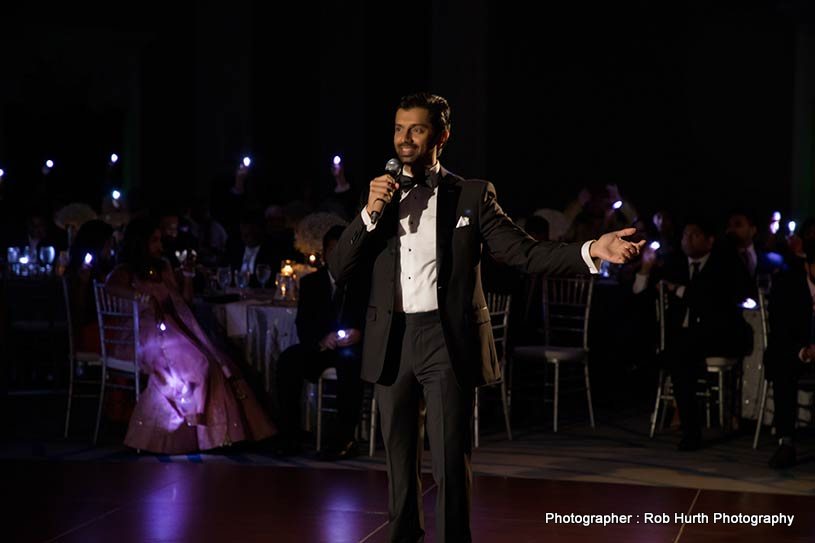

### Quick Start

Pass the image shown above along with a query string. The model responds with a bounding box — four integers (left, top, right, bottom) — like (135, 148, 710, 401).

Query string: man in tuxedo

(725, 210, 785, 291)
(763, 241, 815, 468)
(275, 225, 367, 458)
(226, 208, 282, 285)
(329, 92, 644, 543)
(635, 219, 753, 450)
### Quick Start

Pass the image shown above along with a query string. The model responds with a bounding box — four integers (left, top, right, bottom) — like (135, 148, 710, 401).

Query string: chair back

(93, 280, 140, 368)
(485, 292, 511, 360)
(62, 275, 77, 360)
(541, 276, 594, 350)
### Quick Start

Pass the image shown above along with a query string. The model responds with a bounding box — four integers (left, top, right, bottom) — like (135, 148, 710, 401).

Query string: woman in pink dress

(106, 216, 275, 453)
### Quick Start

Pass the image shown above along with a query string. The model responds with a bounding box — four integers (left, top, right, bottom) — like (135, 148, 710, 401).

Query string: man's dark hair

(684, 216, 716, 238)
(398, 92, 452, 136)
(323, 224, 345, 252)
(726, 208, 757, 227)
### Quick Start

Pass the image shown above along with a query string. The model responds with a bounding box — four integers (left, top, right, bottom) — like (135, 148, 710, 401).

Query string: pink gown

(107, 264, 275, 454)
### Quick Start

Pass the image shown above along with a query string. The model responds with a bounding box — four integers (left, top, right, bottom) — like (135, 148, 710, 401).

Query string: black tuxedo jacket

(295, 267, 367, 349)
(660, 249, 753, 357)
(764, 264, 813, 380)
(329, 168, 589, 387)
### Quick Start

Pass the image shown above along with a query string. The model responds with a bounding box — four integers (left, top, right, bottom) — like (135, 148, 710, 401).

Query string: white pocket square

(455, 216, 470, 228)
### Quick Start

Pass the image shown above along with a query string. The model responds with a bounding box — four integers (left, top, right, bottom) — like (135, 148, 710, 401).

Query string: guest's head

(725, 210, 757, 250)
(681, 218, 715, 260)
(322, 225, 345, 263)
(239, 208, 266, 249)
(158, 210, 179, 242)
(395, 93, 451, 170)
(67, 220, 114, 277)
(26, 211, 49, 242)
(652, 209, 675, 236)
(121, 216, 163, 279)
(805, 239, 815, 280)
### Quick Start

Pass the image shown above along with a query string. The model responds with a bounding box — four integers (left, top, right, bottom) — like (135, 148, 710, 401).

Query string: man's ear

(435, 129, 451, 154)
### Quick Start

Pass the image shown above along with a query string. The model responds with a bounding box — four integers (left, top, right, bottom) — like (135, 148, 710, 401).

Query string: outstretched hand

(590, 228, 646, 264)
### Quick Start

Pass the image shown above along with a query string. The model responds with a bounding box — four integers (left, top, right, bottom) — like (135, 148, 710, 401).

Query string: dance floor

(6, 459, 814, 543)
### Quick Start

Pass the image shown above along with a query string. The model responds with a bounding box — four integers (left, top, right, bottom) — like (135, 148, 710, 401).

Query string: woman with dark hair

(106, 216, 275, 453)
(65, 219, 115, 353)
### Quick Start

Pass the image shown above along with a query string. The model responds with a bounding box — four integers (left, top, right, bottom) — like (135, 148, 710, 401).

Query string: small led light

(84, 253, 93, 265)
(45, 159, 54, 169)
(649, 241, 661, 251)
(111, 190, 121, 200)
(333, 155, 342, 165)
(110, 153, 119, 164)
(337, 330, 347, 339)
(242, 156, 252, 167)
(741, 298, 757, 310)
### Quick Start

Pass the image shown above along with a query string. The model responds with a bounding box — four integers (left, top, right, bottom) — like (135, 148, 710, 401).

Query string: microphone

(370, 158, 402, 224)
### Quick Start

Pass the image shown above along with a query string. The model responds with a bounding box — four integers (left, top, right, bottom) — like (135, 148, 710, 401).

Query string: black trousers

(772, 360, 813, 439)
(376, 311, 473, 543)
(276, 343, 363, 446)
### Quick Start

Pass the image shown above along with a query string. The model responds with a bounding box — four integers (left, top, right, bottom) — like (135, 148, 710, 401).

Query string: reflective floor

(5, 460, 814, 543)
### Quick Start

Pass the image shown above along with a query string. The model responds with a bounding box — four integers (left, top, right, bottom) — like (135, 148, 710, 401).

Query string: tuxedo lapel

(436, 169, 460, 288)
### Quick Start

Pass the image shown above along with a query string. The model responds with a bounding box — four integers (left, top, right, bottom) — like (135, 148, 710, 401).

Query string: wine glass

(216, 266, 232, 291)
(256, 264, 272, 289)
(235, 269, 251, 298)
(39, 245, 56, 274)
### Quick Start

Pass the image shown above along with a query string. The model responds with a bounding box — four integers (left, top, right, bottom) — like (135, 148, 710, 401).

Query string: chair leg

(369, 396, 377, 457)
(93, 368, 107, 445)
(316, 377, 323, 452)
(718, 370, 726, 430)
(64, 359, 75, 439)
(474, 387, 480, 449)
(649, 370, 664, 438)
(584, 363, 595, 429)
(501, 378, 512, 441)
(553, 362, 560, 433)
(753, 379, 769, 449)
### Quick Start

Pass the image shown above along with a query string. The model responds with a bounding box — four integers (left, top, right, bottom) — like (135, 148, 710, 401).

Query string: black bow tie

(400, 171, 440, 190)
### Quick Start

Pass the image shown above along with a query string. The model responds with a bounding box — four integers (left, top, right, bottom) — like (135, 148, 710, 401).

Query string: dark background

(1, 0, 814, 227)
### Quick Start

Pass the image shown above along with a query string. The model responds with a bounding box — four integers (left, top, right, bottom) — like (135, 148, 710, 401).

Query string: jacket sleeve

(478, 181, 588, 276)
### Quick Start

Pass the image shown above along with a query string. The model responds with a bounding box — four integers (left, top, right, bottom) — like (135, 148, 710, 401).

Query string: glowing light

(242, 156, 252, 167)
(111, 189, 121, 200)
(18, 256, 29, 265)
(110, 153, 119, 164)
(770, 221, 780, 235)
(612, 200, 623, 210)
(84, 253, 93, 265)
(158, 322, 167, 332)
(741, 298, 758, 310)
(337, 329, 347, 339)
(788, 221, 797, 234)
(772, 211, 781, 221)
(45, 160, 54, 169)
(333, 155, 342, 165)
(308, 254, 317, 264)
(0, 168, 4, 177)
(649, 241, 661, 251)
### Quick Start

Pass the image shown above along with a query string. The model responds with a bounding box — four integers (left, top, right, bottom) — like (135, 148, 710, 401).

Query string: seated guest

(725, 209, 785, 292)
(12, 209, 65, 261)
(275, 225, 366, 459)
(763, 240, 815, 469)
(226, 208, 282, 285)
(105, 217, 275, 454)
(634, 218, 753, 450)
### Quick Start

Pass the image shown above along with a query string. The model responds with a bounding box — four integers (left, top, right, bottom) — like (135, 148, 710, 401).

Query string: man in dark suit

(635, 219, 753, 450)
(725, 210, 785, 292)
(225, 208, 284, 286)
(328, 92, 644, 543)
(763, 241, 815, 469)
(274, 225, 367, 458)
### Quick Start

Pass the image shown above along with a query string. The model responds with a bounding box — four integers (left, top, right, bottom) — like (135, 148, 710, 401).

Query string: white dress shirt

(241, 245, 261, 274)
(361, 163, 598, 313)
